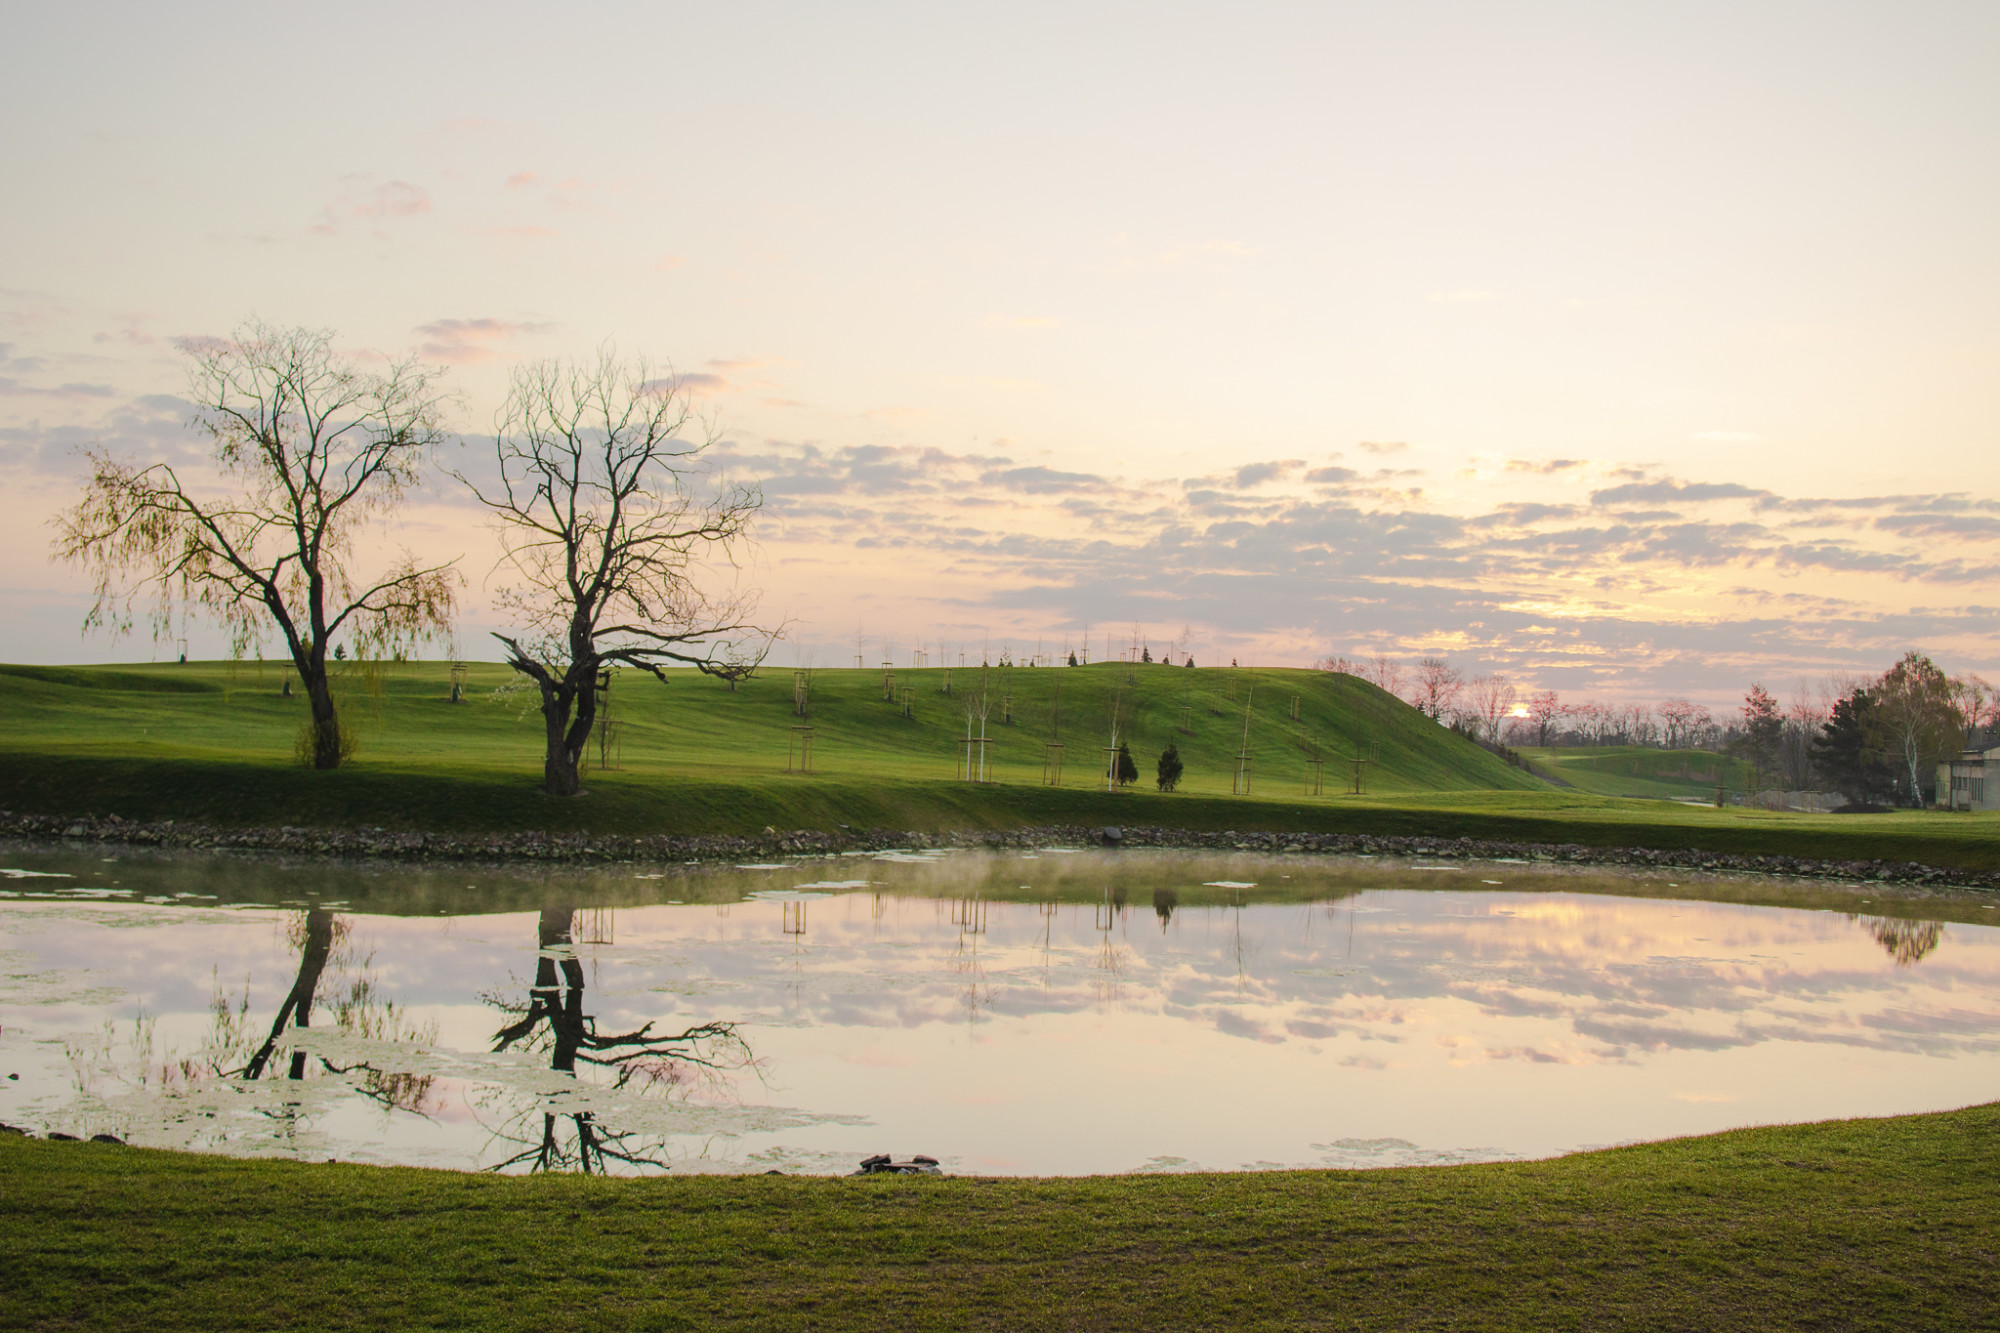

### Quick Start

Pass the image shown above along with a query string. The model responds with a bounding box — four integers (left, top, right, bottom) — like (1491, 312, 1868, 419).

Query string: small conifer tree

(1156, 742, 1183, 792)
(1115, 741, 1139, 787)
(1068, 651, 1078, 666)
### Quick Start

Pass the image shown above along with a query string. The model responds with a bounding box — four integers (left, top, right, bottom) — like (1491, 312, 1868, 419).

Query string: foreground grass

(4, 1105, 1997, 1331)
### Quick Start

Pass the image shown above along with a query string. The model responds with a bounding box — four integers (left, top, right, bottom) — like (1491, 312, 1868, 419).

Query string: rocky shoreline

(3, 808, 1995, 891)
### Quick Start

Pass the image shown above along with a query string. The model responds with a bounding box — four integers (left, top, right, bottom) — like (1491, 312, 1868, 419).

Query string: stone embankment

(1, 809, 1993, 891)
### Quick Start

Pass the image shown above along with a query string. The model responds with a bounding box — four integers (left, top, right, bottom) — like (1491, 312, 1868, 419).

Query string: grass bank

(5, 1104, 1997, 1331)
(5, 660, 1998, 873)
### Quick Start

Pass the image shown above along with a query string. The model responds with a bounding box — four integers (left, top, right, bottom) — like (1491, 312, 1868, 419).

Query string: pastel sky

(4, 1, 1997, 705)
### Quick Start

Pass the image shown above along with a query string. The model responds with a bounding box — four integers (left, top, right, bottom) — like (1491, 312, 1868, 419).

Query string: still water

(3, 843, 1996, 1176)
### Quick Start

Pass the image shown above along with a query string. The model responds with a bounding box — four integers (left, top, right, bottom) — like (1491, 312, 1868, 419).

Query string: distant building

(1937, 746, 2000, 811)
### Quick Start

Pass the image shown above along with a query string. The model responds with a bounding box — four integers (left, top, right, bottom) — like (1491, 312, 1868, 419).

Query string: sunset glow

(4, 3, 1996, 704)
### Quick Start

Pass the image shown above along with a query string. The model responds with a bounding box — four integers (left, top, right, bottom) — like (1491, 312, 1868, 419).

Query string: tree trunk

(542, 689, 583, 795)
(302, 666, 342, 770)
(539, 668, 598, 796)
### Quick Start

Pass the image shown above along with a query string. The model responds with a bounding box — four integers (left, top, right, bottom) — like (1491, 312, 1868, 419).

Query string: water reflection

(483, 905, 751, 1173)
(1852, 915, 1947, 967)
(3, 848, 1996, 1176)
(238, 908, 439, 1117)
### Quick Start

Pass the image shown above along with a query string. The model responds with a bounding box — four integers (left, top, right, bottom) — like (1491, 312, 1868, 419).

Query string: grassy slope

(5, 660, 1999, 870)
(5, 1104, 1997, 1332)
(1523, 744, 1758, 800)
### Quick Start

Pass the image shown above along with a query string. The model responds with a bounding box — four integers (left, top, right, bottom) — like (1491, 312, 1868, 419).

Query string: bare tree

(1363, 654, 1405, 696)
(1526, 689, 1562, 747)
(53, 322, 459, 767)
(1658, 698, 1704, 750)
(1463, 674, 1516, 743)
(463, 351, 771, 796)
(1409, 656, 1463, 720)
(1946, 672, 1991, 745)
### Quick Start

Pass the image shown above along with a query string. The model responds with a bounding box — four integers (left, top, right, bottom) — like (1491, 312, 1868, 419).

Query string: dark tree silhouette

(1156, 743, 1184, 792)
(463, 351, 773, 796)
(1115, 742, 1138, 787)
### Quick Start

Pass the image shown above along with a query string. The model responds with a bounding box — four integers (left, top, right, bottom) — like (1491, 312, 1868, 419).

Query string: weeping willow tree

(52, 322, 460, 767)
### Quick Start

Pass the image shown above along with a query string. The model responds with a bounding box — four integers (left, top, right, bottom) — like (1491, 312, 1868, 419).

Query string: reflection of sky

(3, 873, 1998, 1176)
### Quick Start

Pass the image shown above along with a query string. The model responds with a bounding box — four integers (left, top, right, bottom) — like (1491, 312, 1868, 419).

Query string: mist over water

(3, 846, 1995, 1176)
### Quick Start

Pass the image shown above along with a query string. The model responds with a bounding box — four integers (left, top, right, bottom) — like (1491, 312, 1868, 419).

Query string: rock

(850, 1153, 943, 1176)
(89, 1133, 126, 1145)
(48, 1132, 79, 1141)
(1100, 826, 1124, 846)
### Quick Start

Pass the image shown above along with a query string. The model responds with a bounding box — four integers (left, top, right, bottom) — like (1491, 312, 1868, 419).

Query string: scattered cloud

(1590, 478, 1771, 507)
(1358, 441, 1409, 455)
(314, 179, 433, 234)
(412, 317, 555, 363)
(1231, 459, 1304, 489)
(1505, 458, 1587, 474)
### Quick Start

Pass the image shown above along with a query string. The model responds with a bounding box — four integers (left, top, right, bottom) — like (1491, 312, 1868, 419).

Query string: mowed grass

(5, 659, 2000, 871)
(5, 1104, 1997, 1332)
(1523, 744, 1758, 800)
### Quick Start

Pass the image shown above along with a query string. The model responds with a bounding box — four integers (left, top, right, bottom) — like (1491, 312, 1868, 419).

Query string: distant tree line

(1318, 649, 1996, 807)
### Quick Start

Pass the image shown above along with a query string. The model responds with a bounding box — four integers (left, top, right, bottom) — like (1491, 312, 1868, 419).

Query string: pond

(2, 842, 1996, 1176)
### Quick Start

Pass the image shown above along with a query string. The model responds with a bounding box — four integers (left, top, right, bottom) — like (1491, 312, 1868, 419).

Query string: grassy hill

(0, 656, 1538, 823)
(1518, 744, 1756, 800)
(4, 658, 1998, 871)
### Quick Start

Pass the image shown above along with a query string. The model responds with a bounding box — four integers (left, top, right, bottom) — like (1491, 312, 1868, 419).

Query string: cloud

(1590, 478, 1772, 507)
(1358, 441, 1409, 455)
(979, 465, 1107, 495)
(1231, 459, 1304, 489)
(412, 318, 554, 363)
(1304, 466, 1358, 486)
(316, 180, 433, 234)
(1505, 458, 1586, 475)
(504, 172, 539, 188)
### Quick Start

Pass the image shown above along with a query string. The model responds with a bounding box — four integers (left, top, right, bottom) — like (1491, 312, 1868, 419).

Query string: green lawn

(5, 659, 1999, 873)
(1522, 744, 1758, 800)
(4, 1103, 1996, 1331)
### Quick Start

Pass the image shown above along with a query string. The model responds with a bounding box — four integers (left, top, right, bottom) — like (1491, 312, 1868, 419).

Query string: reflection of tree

(1851, 915, 1946, 967)
(244, 910, 336, 1079)
(1153, 888, 1177, 933)
(237, 908, 438, 1116)
(484, 905, 749, 1174)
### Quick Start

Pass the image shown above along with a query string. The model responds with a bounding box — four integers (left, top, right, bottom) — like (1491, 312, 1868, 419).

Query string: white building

(1937, 746, 2000, 811)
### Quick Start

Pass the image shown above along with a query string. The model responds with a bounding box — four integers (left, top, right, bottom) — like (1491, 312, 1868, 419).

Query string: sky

(3, 1, 1997, 706)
